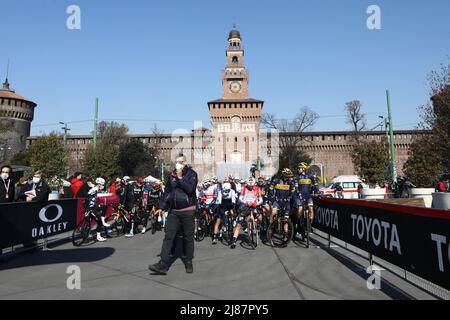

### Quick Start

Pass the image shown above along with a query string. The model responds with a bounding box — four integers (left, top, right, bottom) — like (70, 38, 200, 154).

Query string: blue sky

(1, 0, 449, 136)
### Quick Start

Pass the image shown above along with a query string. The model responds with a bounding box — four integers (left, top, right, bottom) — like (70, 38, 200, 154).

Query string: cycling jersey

(119, 183, 135, 212)
(87, 186, 101, 209)
(143, 183, 162, 208)
(295, 174, 317, 199)
(258, 184, 269, 204)
(148, 189, 162, 205)
(269, 178, 297, 202)
(133, 183, 144, 204)
(221, 187, 237, 203)
(239, 186, 263, 208)
(202, 184, 222, 206)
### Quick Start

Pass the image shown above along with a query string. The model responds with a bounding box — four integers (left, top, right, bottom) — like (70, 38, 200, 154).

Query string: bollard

(42, 238, 52, 252)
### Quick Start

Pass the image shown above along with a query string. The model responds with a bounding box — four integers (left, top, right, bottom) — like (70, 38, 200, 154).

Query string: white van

(319, 176, 366, 199)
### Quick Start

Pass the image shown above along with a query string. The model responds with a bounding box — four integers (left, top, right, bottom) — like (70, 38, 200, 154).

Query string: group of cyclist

(85, 162, 318, 246)
(195, 162, 319, 249)
(86, 176, 165, 242)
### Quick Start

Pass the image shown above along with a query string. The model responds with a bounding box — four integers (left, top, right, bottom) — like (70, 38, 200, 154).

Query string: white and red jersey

(239, 186, 263, 208)
(202, 184, 222, 205)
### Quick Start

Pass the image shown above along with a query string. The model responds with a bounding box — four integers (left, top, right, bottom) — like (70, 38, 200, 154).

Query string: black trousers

(160, 209, 195, 264)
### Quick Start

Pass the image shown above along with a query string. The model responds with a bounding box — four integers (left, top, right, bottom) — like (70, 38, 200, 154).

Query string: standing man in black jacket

(149, 154, 198, 275)
(0, 165, 15, 203)
(19, 171, 50, 204)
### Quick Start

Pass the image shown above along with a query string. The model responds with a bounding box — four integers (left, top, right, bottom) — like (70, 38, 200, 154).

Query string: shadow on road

(309, 237, 416, 300)
(0, 247, 115, 271)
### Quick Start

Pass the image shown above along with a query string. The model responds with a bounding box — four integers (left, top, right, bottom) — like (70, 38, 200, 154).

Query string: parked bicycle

(266, 205, 294, 247)
(194, 204, 213, 242)
(220, 209, 236, 246)
(72, 204, 122, 246)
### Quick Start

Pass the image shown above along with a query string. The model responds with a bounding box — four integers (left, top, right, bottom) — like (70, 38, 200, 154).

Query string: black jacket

(0, 178, 15, 203)
(159, 166, 198, 211)
(119, 183, 135, 211)
(20, 181, 50, 204)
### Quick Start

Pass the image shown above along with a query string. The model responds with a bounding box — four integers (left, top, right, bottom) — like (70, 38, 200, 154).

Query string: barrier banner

(0, 199, 79, 249)
(313, 197, 450, 290)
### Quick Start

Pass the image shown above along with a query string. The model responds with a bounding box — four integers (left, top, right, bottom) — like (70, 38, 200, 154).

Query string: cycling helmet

(247, 178, 256, 187)
(95, 177, 106, 185)
(282, 168, 293, 178)
(298, 162, 309, 171)
(122, 176, 131, 182)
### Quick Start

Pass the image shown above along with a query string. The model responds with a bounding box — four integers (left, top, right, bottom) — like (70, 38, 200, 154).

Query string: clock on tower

(221, 27, 249, 99)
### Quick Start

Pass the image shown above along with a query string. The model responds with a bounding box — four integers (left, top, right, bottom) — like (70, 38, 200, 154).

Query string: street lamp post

(59, 122, 71, 146)
(386, 90, 397, 183)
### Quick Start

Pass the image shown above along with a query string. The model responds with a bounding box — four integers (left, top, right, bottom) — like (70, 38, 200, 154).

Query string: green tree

(10, 150, 31, 166)
(118, 140, 159, 177)
(404, 136, 440, 188)
(27, 133, 69, 178)
(82, 122, 129, 181)
(83, 144, 122, 182)
(404, 62, 449, 185)
(352, 140, 389, 186)
(278, 145, 312, 176)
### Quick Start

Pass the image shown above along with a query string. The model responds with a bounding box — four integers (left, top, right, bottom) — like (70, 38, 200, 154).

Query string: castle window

(232, 56, 238, 65)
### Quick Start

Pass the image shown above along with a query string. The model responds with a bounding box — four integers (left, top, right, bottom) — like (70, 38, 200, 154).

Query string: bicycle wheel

(249, 219, 258, 249)
(267, 217, 293, 247)
(151, 214, 158, 234)
(282, 217, 294, 246)
(72, 218, 91, 247)
(112, 215, 126, 237)
(195, 216, 206, 242)
(266, 219, 279, 247)
(305, 214, 311, 248)
(224, 215, 234, 245)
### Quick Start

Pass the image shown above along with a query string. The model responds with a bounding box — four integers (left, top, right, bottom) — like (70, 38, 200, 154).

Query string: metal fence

(312, 229, 449, 300)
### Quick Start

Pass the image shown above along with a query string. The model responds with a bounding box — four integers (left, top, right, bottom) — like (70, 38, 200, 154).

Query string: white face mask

(175, 163, 185, 171)
(1, 173, 9, 180)
(33, 177, 41, 184)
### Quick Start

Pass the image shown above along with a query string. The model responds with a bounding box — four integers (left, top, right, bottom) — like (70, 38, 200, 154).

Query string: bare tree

(150, 124, 165, 149)
(262, 106, 319, 137)
(261, 106, 319, 173)
(345, 100, 366, 141)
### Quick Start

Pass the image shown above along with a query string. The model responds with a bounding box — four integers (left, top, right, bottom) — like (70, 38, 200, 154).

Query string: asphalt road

(0, 230, 438, 300)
